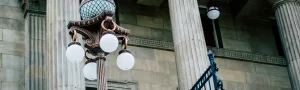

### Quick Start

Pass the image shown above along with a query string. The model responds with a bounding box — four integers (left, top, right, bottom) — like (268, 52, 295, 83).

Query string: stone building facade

(0, 0, 298, 90)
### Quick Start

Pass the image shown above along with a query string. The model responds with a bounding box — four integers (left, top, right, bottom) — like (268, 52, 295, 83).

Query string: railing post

(208, 50, 218, 90)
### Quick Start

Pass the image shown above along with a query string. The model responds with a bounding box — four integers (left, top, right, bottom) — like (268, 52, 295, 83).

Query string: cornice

(21, 0, 46, 17)
(208, 47, 286, 66)
(128, 36, 287, 66)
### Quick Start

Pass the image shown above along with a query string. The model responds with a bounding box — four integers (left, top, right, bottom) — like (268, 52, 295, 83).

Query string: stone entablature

(127, 37, 287, 66)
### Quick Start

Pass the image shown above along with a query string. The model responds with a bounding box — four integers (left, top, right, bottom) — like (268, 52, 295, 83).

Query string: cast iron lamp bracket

(66, 1, 135, 89)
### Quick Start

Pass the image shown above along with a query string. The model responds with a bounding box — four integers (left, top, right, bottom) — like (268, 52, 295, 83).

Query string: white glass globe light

(207, 6, 220, 20)
(83, 62, 97, 80)
(99, 34, 119, 52)
(66, 44, 85, 63)
(117, 52, 135, 70)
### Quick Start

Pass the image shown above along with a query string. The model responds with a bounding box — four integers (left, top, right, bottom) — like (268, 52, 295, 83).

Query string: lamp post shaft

(97, 59, 107, 90)
(212, 20, 219, 48)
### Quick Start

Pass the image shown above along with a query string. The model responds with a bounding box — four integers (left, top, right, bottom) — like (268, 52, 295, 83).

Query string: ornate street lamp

(66, 0, 134, 89)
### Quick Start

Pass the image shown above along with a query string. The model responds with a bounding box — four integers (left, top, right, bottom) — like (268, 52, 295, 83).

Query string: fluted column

(24, 13, 47, 90)
(168, 0, 211, 89)
(270, 0, 300, 89)
(46, 0, 85, 90)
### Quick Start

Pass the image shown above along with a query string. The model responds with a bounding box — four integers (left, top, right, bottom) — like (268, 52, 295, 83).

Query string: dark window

(200, 9, 223, 48)
(272, 19, 284, 56)
(86, 87, 115, 90)
(86, 87, 96, 90)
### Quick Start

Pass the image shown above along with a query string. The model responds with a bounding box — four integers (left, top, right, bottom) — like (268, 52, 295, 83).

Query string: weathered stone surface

(152, 73, 170, 86)
(168, 62, 177, 75)
(137, 0, 164, 7)
(106, 67, 132, 81)
(250, 42, 279, 56)
(2, 54, 24, 69)
(255, 63, 289, 77)
(235, 30, 259, 42)
(136, 6, 160, 17)
(0, 41, 25, 56)
(220, 28, 237, 40)
(3, 29, 25, 43)
(117, 1, 136, 14)
(163, 19, 172, 30)
(151, 28, 172, 41)
(0, 18, 23, 31)
(222, 38, 252, 52)
(154, 49, 175, 62)
(245, 73, 271, 85)
(218, 14, 234, 29)
(168, 75, 178, 86)
(217, 69, 246, 83)
(214, 58, 227, 69)
(120, 24, 152, 38)
(0, 28, 2, 41)
(131, 58, 143, 70)
(223, 81, 238, 90)
(137, 15, 163, 29)
(0, 0, 20, 8)
(1, 82, 25, 90)
(2, 69, 24, 82)
(131, 70, 153, 83)
(0, 68, 4, 81)
(0, 6, 23, 20)
(136, 59, 169, 73)
(119, 13, 137, 24)
(127, 46, 155, 60)
(156, 61, 170, 73)
(270, 76, 291, 88)
(225, 59, 256, 73)
(243, 84, 262, 90)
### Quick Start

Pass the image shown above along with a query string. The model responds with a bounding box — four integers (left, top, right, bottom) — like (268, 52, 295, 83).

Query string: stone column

(46, 0, 85, 90)
(168, 0, 211, 89)
(25, 13, 47, 90)
(23, 0, 47, 90)
(270, 0, 300, 89)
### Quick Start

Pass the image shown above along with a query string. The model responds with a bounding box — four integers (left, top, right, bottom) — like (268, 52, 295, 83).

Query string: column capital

(21, 0, 46, 17)
(269, 0, 300, 8)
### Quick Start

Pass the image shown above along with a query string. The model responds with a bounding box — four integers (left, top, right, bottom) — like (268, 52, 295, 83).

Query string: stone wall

(218, 14, 279, 56)
(103, 46, 178, 90)
(0, 0, 25, 90)
(118, 0, 172, 42)
(216, 57, 291, 90)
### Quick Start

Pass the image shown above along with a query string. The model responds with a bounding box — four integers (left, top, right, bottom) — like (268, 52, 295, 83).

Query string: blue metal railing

(191, 50, 225, 90)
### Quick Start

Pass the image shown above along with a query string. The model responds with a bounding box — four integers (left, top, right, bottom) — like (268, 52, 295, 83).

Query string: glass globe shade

(117, 52, 135, 70)
(66, 44, 85, 63)
(83, 62, 97, 80)
(207, 6, 220, 20)
(99, 34, 119, 52)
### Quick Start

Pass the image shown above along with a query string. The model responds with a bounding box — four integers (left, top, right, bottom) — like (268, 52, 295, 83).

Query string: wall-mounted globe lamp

(207, 0, 221, 48)
(207, 0, 220, 20)
(66, 0, 135, 90)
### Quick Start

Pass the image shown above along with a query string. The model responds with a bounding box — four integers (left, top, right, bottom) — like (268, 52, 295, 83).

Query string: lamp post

(207, 0, 220, 48)
(65, 0, 134, 90)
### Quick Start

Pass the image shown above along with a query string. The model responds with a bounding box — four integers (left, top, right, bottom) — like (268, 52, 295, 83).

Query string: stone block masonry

(216, 57, 291, 90)
(0, 0, 25, 90)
